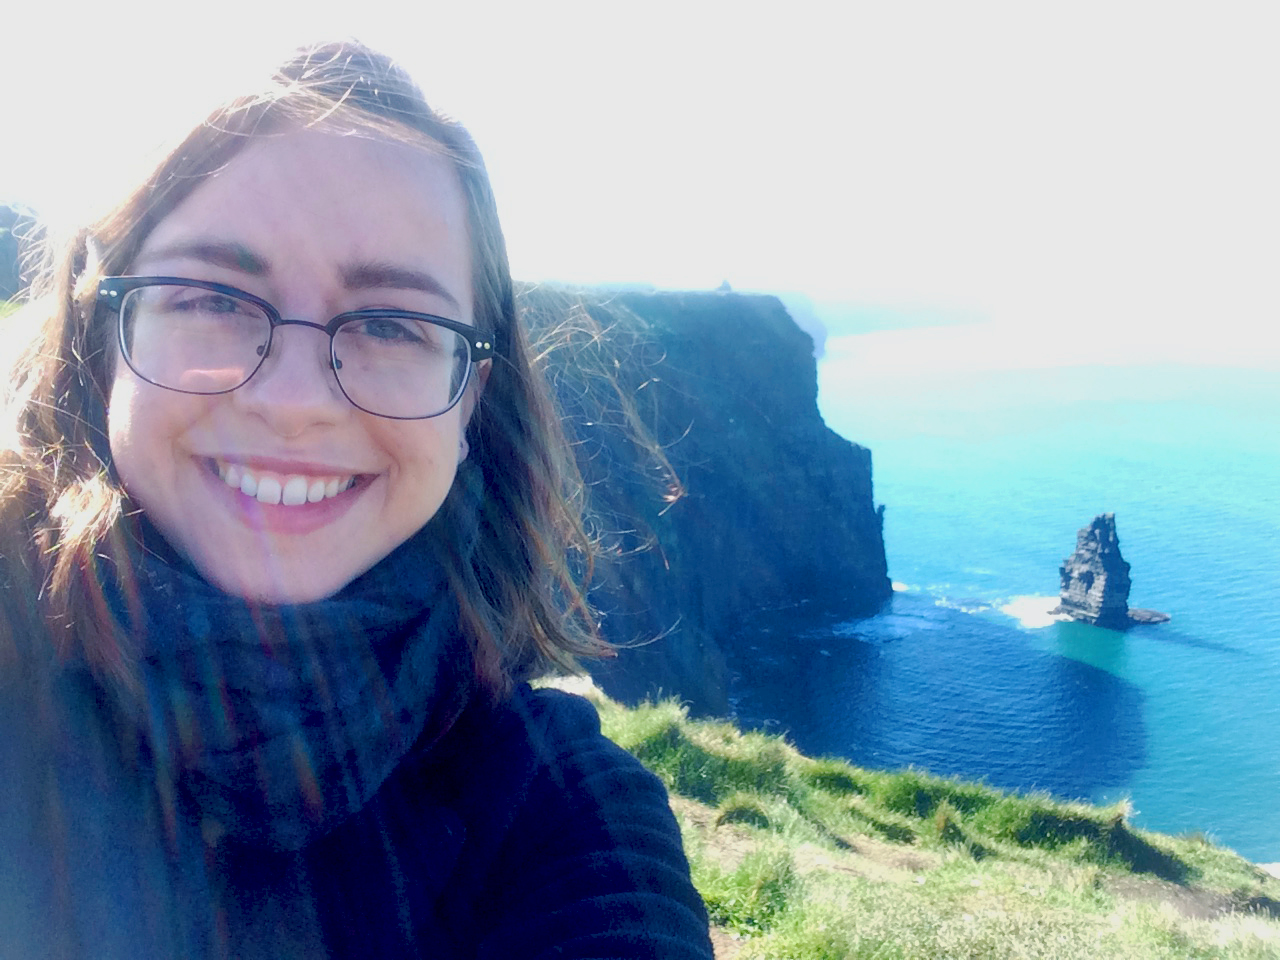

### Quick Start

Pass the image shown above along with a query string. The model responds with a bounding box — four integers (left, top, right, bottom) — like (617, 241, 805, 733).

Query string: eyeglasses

(97, 276, 493, 420)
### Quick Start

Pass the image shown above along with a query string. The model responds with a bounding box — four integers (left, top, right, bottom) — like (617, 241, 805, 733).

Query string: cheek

(372, 417, 464, 507)
(107, 369, 209, 493)
(107, 372, 151, 478)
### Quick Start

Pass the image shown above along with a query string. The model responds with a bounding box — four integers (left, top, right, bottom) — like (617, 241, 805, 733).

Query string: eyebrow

(137, 239, 270, 275)
(341, 261, 462, 314)
(136, 240, 462, 314)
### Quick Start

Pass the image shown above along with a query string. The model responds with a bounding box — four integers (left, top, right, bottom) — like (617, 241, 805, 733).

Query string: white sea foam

(1000, 596, 1066, 629)
(935, 597, 992, 615)
(891, 581, 910, 592)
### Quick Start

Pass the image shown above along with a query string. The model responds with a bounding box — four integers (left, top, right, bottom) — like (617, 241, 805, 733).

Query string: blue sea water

(726, 340, 1280, 862)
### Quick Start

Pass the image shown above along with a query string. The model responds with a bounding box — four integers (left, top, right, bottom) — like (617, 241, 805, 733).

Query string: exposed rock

(524, 287, 892, 714)
(1055, 513, 1132, 628)
(0, 204, 40, 301)
(774, 292, 828, 358)
(1128, 608, 1172, 625)
(1052, 514, 1168, 630)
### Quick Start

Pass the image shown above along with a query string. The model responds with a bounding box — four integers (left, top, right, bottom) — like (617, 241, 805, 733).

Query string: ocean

(725, 331, 1280, 863)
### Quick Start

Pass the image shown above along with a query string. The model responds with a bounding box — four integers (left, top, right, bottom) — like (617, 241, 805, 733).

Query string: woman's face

(108, 129, 485, 603)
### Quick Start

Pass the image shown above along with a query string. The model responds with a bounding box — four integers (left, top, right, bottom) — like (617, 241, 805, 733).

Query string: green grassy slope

(541, 677, 1280, 959)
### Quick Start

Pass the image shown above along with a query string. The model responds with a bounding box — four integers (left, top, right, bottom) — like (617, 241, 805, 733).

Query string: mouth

(209, 458, 365, 507)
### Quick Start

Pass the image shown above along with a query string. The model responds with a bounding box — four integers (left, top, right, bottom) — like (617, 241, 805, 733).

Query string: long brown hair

(0, 41, 604, 695)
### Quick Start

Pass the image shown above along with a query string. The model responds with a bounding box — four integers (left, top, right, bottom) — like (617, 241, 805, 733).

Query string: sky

(3, 0, 1277, 367)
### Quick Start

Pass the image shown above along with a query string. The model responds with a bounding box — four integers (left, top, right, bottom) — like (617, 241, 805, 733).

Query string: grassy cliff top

(539, 677, 1280, 959)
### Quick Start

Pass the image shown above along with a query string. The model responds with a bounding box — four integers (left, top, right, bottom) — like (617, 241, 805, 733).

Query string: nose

(233, 323, 348, 435)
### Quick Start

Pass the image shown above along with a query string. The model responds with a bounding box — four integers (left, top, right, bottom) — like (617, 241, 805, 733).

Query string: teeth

(216, 460, 356, 507)
(281, 476, 309, 506)
(256, 477, 283, 505)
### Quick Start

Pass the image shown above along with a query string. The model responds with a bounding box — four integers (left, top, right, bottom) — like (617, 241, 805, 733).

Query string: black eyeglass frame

(96, 276, 495, 420)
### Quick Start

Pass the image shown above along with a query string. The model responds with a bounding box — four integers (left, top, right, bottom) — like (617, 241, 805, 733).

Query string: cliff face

(0, 219, 891, 712)
(0, 204, 38, 301)
(524, 288, 891, 714)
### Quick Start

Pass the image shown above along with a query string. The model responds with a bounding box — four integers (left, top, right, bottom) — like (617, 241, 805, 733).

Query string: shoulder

(509, 685, 674, 822)
(430, 684, 676, 850)
(435, 683, 636, 778)
(492, 682, 608, 746)
(505, 684, 639, 775)
(433, 685, 714, 959)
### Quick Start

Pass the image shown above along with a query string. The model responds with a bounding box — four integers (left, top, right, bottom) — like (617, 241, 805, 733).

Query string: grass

(539, 676, 1280, 959)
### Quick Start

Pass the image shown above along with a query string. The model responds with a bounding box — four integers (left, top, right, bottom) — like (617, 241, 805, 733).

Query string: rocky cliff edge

(524, 287, 891, 714)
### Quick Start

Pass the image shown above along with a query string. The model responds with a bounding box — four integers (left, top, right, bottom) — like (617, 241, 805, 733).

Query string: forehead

(135, 128, 474, 316)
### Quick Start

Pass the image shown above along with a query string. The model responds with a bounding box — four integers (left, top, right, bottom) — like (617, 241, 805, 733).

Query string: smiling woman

(0, 42, 711, 959)
(106, 130, 484, 603)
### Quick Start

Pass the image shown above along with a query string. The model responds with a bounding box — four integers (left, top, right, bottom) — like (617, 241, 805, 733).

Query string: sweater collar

(105, 494, 477, 851)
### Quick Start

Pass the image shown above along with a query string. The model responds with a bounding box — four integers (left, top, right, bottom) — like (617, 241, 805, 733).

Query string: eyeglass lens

(119, 283, 472, 419)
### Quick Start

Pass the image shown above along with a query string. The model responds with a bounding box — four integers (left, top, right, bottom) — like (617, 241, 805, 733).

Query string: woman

(0, 42, 712, 959)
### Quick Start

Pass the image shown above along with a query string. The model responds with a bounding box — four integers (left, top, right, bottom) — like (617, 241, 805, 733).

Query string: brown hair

(0, 41, 604, 695)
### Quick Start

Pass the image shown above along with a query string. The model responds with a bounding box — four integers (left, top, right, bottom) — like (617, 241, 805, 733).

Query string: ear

(457, 359, 491, 463)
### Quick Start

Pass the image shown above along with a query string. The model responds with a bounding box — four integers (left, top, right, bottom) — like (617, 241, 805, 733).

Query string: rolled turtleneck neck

(100, 496, 479, 852)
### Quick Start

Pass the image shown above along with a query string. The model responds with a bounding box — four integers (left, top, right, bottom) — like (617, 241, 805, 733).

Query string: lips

(213, 458, 359, 507)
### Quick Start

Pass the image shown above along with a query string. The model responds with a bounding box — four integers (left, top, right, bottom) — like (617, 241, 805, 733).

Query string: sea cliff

(523, 287, 891, 715)
(0, 203, 37, 300)
(0, 218, 892, 715)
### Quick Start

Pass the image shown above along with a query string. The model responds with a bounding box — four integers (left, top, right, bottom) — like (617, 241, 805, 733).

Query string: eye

(341, 315, 456, 357)
(167, 289, 257, 317)
(354, 315, 429, 343)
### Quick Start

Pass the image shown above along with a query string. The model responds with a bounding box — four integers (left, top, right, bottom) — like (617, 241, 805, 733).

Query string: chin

(197, 559, 354, 606)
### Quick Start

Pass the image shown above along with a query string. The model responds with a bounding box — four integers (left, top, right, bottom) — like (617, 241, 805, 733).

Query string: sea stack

(1052, 514, 1170, 629)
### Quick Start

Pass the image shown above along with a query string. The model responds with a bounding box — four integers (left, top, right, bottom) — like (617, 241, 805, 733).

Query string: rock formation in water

(524, 287, 892, 713)
(1052, 514, 1169, 629)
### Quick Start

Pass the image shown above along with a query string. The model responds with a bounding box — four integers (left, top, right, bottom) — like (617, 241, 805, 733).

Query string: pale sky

(3, 0, 1277, 366)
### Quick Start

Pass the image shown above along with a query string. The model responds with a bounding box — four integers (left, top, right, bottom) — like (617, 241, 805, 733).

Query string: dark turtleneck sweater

(0, 680, 712, 959)
(1, 496, 711, 958)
